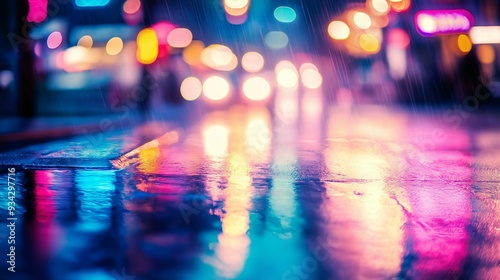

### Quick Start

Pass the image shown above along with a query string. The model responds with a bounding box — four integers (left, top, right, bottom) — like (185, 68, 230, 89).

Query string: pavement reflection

(1, 104, 499, 279)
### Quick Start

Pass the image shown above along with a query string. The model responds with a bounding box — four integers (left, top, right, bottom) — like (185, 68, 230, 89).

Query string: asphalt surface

(0, 103, 499, 280)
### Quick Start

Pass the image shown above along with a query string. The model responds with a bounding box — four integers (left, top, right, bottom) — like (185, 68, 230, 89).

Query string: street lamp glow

(353, 12, 372, 29)
(328, 20, 350, 40)
(243, 77, 271, 101)
(203, 76, 230, 101)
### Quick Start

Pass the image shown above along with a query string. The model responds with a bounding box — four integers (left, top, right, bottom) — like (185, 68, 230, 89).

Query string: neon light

(75, 0, 110, 7)
(28, 0, 48, 23)
(415, 10, 473, 36)
(274, 6, 297, 23)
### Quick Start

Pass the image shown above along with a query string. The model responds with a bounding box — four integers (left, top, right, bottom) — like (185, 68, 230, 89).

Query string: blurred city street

(1, 103, 500, 279)
(1, 0, 500, 279)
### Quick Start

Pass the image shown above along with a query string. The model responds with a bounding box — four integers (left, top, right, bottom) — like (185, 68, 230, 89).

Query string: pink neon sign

(415, 10, 474, 36)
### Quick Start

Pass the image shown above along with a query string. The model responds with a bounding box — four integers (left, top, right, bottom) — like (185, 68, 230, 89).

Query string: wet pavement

(1, 102, 500, 280)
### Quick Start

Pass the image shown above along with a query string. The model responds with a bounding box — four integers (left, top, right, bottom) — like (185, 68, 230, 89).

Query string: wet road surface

(0, 103, 499, 280)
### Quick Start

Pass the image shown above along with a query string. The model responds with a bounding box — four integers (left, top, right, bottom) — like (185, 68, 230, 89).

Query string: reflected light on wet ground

(1, 103, 500, 279)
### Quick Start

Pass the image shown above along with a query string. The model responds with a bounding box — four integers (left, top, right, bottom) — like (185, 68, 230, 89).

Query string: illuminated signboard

(415, 10, 473, 36)
(470, 26, 500, 44)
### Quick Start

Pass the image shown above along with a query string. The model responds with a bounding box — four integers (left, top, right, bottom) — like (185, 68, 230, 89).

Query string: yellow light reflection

(203, 125, 229, 159)
(319, 109, 407, 278)
(137, 146, 160, 177)
(245, 108, 272, 161)
(207, 109, 252, 279)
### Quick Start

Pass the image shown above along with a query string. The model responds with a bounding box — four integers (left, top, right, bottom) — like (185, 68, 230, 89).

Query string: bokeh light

(106, 37, 123, 55)
(416, 14, 437, 34)
(203, 76, 230, 101)
(167, 28, 193, 48)
(203, 125, 229, 159)
(224, 0, 249, 9)
(274, 6, 297, 23)
(136, 28, 158, 64)
(477, 45, 495, 64)
(180, 77, 202, 101)
(77, 35, 93, 49)
(300, 64, 323, 89)
(265, 31, 289, 49)
(47, 31, 63, 49)
(28, 0, 48, 23)
(470, 26, 500, 44)
(369, 0, 390, 14)
(241, 52, 265, 73)
(276, 65, 299, 89)
(182, 40, 205, 66)
(63, 46, 88, 70)
(328, 21, 350, 40)
(123, 0, 141, 14)
(359, 34, 380, 53)
(243, 77, 271, 101)
(34, 43, 41, 57)
(457, 34, 472, 54)
(389, 0, 411, 12)
(353, 12, 372, 30)
(387, 28, 410, 48)
(201, 44, 238, 71)
(224, 0, 250, 21)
